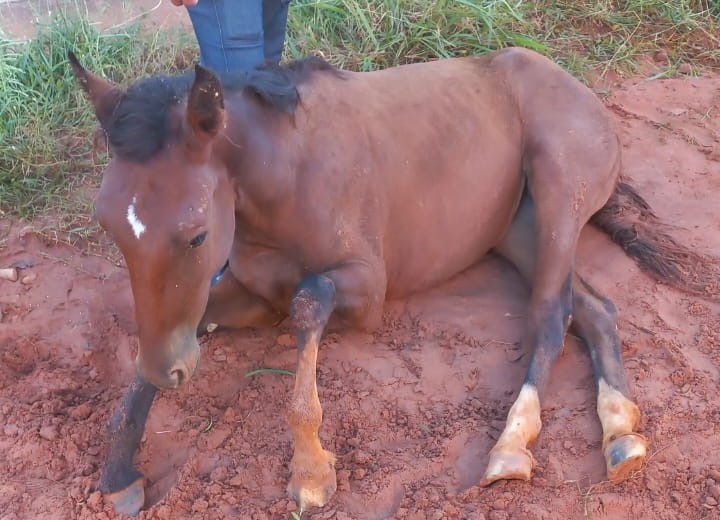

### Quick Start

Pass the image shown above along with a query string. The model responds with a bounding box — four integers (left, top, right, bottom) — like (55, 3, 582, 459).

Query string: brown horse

(69, 47, 717, 516)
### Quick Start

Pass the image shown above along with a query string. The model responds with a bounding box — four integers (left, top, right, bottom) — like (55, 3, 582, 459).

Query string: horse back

(282, 54, 527, 296)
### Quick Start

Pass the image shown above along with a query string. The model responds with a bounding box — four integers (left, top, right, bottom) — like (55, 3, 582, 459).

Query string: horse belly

(384, 159, 523, 298)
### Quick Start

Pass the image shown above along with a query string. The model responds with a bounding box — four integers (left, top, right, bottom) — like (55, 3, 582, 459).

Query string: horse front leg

(286, 262, 385, 510)
(286, 275, 337, 509)
(99, 373, 157, 516)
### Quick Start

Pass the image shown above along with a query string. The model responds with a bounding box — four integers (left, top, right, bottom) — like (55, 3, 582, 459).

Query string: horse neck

(217, 93, 296, 224)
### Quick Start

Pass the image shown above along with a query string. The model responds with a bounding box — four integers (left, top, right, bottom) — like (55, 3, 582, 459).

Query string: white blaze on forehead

(127, 195, 146, 239)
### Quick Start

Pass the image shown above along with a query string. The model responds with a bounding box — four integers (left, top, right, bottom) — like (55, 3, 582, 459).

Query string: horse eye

(189, 232, 207, 248)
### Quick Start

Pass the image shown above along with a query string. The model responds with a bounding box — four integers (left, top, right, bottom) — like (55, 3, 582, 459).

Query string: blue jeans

(187, 0, 291, 72)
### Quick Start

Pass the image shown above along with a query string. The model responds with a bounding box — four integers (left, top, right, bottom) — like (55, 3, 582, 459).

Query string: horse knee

(290, 275, 336, 334)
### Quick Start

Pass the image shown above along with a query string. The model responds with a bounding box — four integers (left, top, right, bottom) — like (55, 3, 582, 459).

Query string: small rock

(228, 475, 245, 487)
(488, 511, 509, 520)
(155, 505, 173, 520)
(653, 50, 668, 63)
(353, 449, 371, 464)
(20, 273, 37, 284)
(86, 491, 103, 511)
(222, 407, 237, 423)
(205, 322, 219, 333)
(39, 425, 58, 441)
(204, 426, 231, 450)
(444, 503, 459, 517)
(71, 403, 92, 421)
(706, 496, 718, 507)
(0, 267, 18, 282)
(210, 466, 228, 482)
(3, 424, 20, 436)
(678, 62, 692, 74)
(192, 498, 209, 512)
(492, 498, 507, 510)
(50, 468, 68, 481)
(352, 468, 366, 480)
(87, 445, 101, 456)
(336, 469, 351, 491)
(707, 469, 720, 481)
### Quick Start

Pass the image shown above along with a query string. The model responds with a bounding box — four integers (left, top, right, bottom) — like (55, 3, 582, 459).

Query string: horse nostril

(168, 366, 188, 388)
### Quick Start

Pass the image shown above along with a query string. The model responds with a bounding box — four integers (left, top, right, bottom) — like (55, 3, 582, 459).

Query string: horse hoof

(479, 447, 535, 486)
(605, 433, 647, 483)
(287, 460, 337, 510)
(104, 477, 145, 517)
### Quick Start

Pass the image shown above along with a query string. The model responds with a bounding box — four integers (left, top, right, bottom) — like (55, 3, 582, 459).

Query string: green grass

(286, 0, 720, 73)
(245, 368, 296, 378)
(286, 0, 550, 70)
(0, 3, 196, 231)
(0, 0, 718, 232)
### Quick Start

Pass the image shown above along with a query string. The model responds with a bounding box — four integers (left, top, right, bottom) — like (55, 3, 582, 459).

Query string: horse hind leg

(482, 187, 575, 486)
(487, 187, 646, 485)
(572, 275, 647, 482)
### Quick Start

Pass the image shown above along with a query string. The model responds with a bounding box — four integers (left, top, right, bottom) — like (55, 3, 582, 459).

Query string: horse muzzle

(136, 337, 201, 390)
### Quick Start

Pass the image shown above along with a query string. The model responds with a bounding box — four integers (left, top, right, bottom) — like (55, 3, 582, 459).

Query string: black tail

(591, 181, 720, 300)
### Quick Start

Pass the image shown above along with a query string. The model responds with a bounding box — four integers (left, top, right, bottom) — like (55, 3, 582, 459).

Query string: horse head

(70, 52, 235, 389)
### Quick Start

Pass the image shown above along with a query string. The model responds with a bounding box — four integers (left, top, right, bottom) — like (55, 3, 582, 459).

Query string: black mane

(104, 57, 336, 162)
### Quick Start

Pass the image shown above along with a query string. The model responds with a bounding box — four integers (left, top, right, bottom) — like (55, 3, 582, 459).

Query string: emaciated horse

(69, 47, 717, 516)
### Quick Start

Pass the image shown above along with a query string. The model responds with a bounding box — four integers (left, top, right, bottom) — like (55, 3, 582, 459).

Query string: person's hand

(170, 0, 198, 6)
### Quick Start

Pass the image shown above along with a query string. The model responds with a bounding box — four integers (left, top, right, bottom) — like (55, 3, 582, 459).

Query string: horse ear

(186, 64, 226, 145)
(68, 50, 123, 128)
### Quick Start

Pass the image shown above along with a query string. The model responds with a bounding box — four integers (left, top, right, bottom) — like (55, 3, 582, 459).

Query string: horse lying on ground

(69, 47, 718, 516)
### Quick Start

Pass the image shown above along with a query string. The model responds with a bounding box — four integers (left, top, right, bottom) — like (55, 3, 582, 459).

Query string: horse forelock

(103, 57, 337, 163)
(105, 74, 192, 162)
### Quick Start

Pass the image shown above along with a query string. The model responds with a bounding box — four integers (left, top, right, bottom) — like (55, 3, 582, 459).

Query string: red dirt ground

(1, 72, 720, 519)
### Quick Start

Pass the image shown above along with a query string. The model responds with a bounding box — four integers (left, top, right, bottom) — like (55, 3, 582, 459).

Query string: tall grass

(0, 6, 195, 224)
(286, 0, 549, 70)
(0, 0, 718, 229)
(286, 0, 719, 72)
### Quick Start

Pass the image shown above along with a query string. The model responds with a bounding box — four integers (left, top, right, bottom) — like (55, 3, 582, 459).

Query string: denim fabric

(187, 0, 290, 72)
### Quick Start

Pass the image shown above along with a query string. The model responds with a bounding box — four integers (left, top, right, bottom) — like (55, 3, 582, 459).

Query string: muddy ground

(2, 41, 720, 520)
